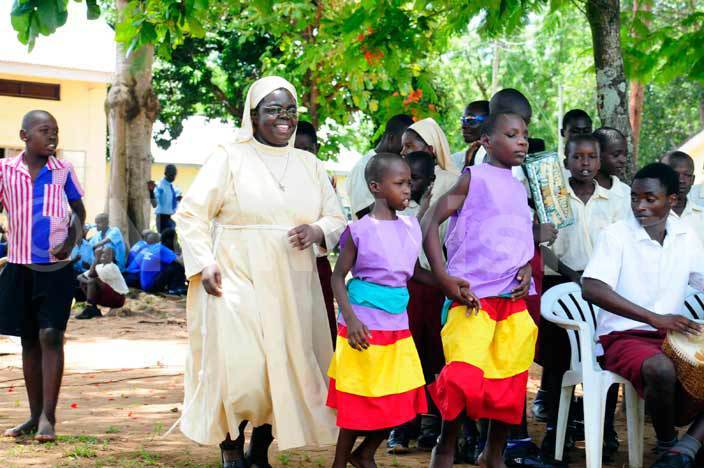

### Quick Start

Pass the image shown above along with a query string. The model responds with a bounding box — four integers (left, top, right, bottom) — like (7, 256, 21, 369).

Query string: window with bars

(0, 79, 60, 100)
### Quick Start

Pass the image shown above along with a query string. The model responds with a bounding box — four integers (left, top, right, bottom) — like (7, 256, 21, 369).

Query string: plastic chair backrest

(541, 282, 599, 373)
(682, 287, 704, 320)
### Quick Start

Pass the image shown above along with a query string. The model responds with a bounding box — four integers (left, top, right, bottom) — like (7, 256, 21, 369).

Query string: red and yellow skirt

(429, 298, 537, 425)
(327, 325, 427, 430)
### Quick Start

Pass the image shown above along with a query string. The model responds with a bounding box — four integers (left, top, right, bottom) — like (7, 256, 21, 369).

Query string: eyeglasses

(460, 114, 487, 127)
(260, 106, 298, 119)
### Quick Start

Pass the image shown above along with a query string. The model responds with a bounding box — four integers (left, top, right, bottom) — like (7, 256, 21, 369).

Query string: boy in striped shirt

(0, 110, 86, 442)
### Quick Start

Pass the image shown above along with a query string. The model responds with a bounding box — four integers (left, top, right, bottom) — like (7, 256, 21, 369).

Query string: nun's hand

(288, 224, 323, 250)
(202, 263, 223, 297)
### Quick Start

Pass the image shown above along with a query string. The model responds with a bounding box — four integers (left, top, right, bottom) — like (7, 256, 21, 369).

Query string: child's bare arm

(541, 246, 582, 284)
(421, 172, 469, 276)
(420, 173, 478, 309)
(582, 278, 702, 335)
(51, 199, 86, 260)
(331, 236, 370, 350)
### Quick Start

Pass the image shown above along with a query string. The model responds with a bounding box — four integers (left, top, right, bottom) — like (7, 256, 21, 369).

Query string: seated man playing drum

(582, 162, 704, 468)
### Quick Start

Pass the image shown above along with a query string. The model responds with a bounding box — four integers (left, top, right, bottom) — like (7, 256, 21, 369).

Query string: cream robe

(173, 138, 346, 450)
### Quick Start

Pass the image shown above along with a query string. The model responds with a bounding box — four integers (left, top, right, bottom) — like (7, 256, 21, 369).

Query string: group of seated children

(70, 213, 187, 319)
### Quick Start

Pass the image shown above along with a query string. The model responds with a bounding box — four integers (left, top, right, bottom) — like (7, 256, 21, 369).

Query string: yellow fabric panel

(328, 336, 425, 397)
(441, 306, 538, 379)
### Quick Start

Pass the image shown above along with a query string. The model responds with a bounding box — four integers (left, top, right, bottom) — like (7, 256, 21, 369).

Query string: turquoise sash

(347, 278, 409, 314)
(441, 298, 453, 326)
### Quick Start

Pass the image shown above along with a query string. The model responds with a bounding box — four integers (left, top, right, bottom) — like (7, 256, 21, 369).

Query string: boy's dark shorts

(96, 281, 126, 309)
(0, 262, 75, 338)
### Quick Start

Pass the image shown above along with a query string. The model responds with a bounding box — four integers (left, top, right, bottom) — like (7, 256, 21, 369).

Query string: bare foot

(349, 450, 377, 468)
(477, 450, 508, 468)
(429, 446, 454, 468)
(34, 414, 56, 443)
(3, 419, 37, 437)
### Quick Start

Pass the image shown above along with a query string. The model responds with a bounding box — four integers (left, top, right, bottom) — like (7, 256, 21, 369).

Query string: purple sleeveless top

(342, 214, 421, 288)
(337, 214, 421, 331)
(445, 164, 534, 299)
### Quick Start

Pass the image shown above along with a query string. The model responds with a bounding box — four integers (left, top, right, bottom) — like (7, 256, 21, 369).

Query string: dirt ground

(0, 292, 660, 467)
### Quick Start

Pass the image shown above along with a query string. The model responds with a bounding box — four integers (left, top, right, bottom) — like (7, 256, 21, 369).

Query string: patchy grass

(65, 443, 97, 459)
(57, 434, 100, 445)
(105, 425, 121, 434)
(277, 452, 291, 465)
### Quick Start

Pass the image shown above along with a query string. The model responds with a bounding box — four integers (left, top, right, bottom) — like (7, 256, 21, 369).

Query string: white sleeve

(582, 227, 622, 289)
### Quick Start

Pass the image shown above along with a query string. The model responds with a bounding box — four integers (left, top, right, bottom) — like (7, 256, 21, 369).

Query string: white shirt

(604, 175, 631, 215)
(451, 150, 466, 171)
(583, 215, 704, 342)
(95, 263, 129, 295)
(550, 180, 627, 271)
(688, 184, 704, 208)
(345, 150, 376, 219)
(671, 196, 704, 245)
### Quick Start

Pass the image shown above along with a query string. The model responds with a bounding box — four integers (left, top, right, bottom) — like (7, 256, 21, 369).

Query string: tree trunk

(106, 0, 159, 244)
(491, 41, 501, 95)
(628, 0, 650, 167)
(586, 0, 634, 177)
(629, 82, 645, 166)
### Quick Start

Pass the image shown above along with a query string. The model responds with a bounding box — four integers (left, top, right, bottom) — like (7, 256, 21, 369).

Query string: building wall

(0, 73, 108, 220)
(151, 163, 201, 197)
(682, 131, 704, 180)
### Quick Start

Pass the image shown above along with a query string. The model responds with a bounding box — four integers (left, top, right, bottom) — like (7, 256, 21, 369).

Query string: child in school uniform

(76, 245, 128, 319)
(0, 110, 86, 442)
(327, 152, 433, 468)
(582, 163, 704, 468)
(422, 112, 537, 468)
(546, 134, 628, 282)
(593, 127, 631, 209)
(661, 151, 704, 244)
(541, 134, 627, 459)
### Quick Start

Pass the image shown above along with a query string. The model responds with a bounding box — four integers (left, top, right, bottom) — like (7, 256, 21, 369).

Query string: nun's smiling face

(251, 88, 298, 147)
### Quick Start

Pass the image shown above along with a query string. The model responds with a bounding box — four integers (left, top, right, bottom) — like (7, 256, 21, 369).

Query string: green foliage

(638, 78, 704, 165)
(438, 9, 597, 152)
(11, 0, 68, 50)
(151, 22, 269, 149)
(623, 1, 704, 83)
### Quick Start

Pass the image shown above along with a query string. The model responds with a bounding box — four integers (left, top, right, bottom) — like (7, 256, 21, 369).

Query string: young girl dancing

(327, 152, 449, 468)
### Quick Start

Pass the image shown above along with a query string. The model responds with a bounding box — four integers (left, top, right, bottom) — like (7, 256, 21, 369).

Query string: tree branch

(209, 82, 240, 117)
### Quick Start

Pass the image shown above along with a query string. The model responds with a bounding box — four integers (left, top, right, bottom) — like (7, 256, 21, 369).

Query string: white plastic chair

(541, 282, 644, 468)
(682, 287, 704, 320)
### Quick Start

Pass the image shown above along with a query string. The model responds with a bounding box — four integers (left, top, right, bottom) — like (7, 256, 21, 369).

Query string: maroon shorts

(599, 329, 666, 397)
(96, 282, 126, 309)
(407, 278, 446, 382)
(534, 275, 572, 370)
(525, 245, 543, 325)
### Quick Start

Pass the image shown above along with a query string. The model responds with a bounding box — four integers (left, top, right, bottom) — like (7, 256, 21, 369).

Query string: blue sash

(347, 278, 409, 314)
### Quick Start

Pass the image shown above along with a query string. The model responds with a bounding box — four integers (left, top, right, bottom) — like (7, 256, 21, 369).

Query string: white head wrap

(408, 118, 459, 174)
(236, 76, 298, 147)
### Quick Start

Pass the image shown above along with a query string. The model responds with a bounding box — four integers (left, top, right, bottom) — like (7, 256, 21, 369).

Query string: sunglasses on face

(260, 106, 298, 119)
(460, 114, 487, 126)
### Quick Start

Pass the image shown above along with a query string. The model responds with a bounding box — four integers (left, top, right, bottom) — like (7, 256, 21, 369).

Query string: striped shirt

(0, 153, 84, 264)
